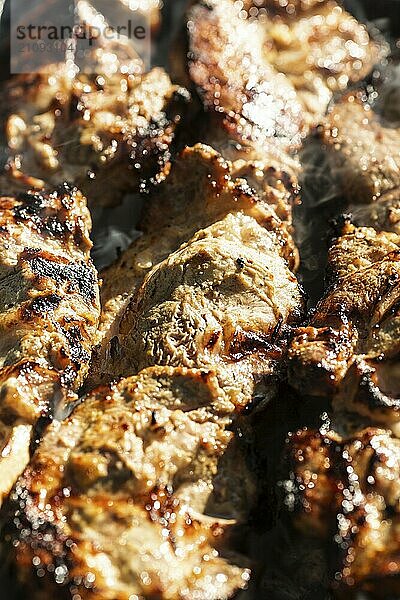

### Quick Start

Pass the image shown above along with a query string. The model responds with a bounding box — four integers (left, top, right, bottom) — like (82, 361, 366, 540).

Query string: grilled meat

(0, 184, 100, 506)
(244, 0, 383, 123)
(117, 211, 304, 408)
(93, 144, 303, 390)
(186, 0, 304, 162)
(2, 63, 189, 206)
(320, 89, 400, 233)
(286, 426, 400, 597)
(184, 0, 382, 150)
(289, 219, 400, 434)
(5, 366, 253, 600)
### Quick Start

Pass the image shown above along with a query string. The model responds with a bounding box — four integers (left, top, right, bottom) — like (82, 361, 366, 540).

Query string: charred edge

(21, 294, 62, 321)
(60, 324, 91, 366)
(14, 187, 84, 242)
(229, 329, 283, 361)
(233, 180, 259, 204)
(5, 488, 84, 598)
(25, 252, 97, 303)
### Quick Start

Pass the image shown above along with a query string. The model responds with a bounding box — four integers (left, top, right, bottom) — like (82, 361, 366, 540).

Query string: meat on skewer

(286, 425, 400, 598)
(0, 184, 100, 506)
(289, 219, 400, 435)
(4, 366, 254, 600)
(285, 216, 400, 596)
(3, 141, 305, 598)
(91, 144, 303, 390)
(2, 61, 190, 207)
(182, 0, 383, 153)
(320, 88, 400, 233)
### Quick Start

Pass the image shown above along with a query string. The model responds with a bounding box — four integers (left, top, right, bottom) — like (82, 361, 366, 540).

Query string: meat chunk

(320, 90, 400, 233)
(186, 0, 304, 161)
(286, 426, 400, 597)
(289, 219, 400, 435)
(92, 144, 303, 389)
(184, 0, 382, 149)
(2, 64, 190, 206)
(247, 0, 383, 123)
(118, 212, 304, 409)
(0, 184, 100, 505)
(4, 366, 253, 600)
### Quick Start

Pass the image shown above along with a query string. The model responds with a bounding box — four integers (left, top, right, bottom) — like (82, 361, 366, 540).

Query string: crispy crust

(286, 426, 400, 597)
(0, 185, 100, 506)
(5, 367, 253, 600)
(92, 144, 304, 388)
(2, 66, 190, 207)
(289, 221, 400, 431)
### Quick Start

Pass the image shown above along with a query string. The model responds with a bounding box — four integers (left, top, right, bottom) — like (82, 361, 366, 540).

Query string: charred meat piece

(5, 366, 253, 600)
(92, 144, 303, 389)
(289, 219, 400, 434)
(2, 63, 189, 206)
(286, 426, 400, 597)
(0, 184, 100, 505)
(184, 0, 382, 150)
(320, 89, 400, 233)
(186, 0, 304, 162)
(117, 211, 304, 409)
(244, 0, 383, 124)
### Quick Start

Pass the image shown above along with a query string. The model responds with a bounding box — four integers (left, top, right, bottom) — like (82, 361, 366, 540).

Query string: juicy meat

(289, 219, 400, 434)
(92, 144, 303, 390)
(185, 0, 382, 150)
(286, 426, 400, 597)
(2, 64, 190, 206)
(320, 89, 400, 233)
(248, 0, 383, 123)
(0, 184, 100, 505)
(118, 212, 304, 409)
(186, 0, 304, 162)
(5, 366, 253, 600)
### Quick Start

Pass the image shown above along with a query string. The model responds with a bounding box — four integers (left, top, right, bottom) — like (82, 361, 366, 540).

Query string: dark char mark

(61, 324, 90, 365)
(25, 252, 97, 303)
(13, 186, 82, 241)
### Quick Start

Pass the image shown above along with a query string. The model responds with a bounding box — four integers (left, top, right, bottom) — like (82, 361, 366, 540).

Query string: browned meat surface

(0, 184, 100, 506)
(184, 0, 382, 151)
(320, 90, 400, 233)
(186, 0, 304, 162)
(116, 212, 303, 408)
(286, 426, 400, 597)
(92, 144, 304, 392)
(5, 366, 253, 600)
(244, 0, 382, 121)
(2, 63, 189, 206)
(289, 219, 400, 434)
